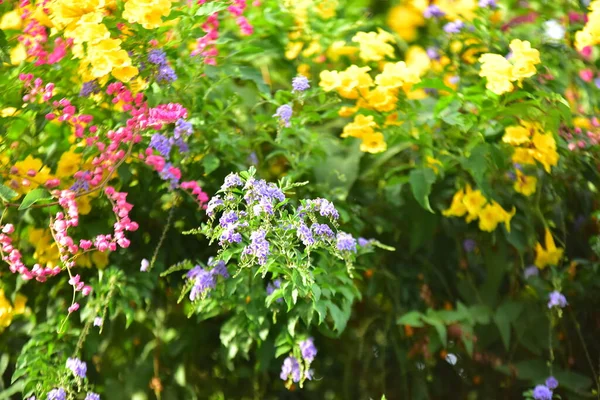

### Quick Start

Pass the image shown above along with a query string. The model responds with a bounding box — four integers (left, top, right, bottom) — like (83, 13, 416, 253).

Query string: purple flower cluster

(292, 75, 310, 92)
(243, 177, 286, 215)
(548, 291, 567, 309)
(206, 196, 224, 217)
(149, 119, 193, 159)
(150, 133, 172, 157)
(478, 0, 497, 8)
(79, 80, 99, 97)
(312, 223, 334, 238)
(463, 239, 476, 253)
(424, 5, 445, 18)
(187, 259, 229, 301)
(147, 48, 177, 84)
(66, 357, 87, 378)
(85, 393, 100, 400)
(531, 377, 558, 400)
(297, 222, 315, 246)
(222, 173, 244, 191)
(243, 229, 270, 265)
(280, 356, 301, 382)
(218, 210, 246, 245)
(47, 388, 66, 400)
(336, 232, 357, 252)
(358, 237, 373, 247)
(299, 337, 317, 363)
(304, 198, 339, 220)
(274, 104, 293, 127)
(443, 20, 464, 33)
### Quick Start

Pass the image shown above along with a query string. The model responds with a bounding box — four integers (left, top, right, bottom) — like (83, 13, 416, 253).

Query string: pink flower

(68, 303, 80, 313)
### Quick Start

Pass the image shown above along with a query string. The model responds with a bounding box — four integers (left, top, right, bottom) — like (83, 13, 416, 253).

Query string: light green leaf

(0, 184, 17, 202)
(409, 167, 436, 213)
(397, 311, 424, 327)
(18, 188, 53, 210)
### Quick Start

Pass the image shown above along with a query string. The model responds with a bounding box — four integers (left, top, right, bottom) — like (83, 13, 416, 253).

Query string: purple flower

(206, 196, 224, 217)
(524, 265, 539, 279)
(292, 75, 310, 92)
(478, 0, 497, 8)
(189, 267, 216, 301)
(307, 198, 339, 219)
(93, 317, 103, 327)
(444, 20, 464, 34)
(463, 239, 476, 253)
(159, 162, 180, 188)
(148, 49, 167, 65)
(305, 369, 314, 380)
(280, 356, 301, 382)
(299, 337, 317, 363)
(79, 80, 99, 97)
(548, 291, 567, 309)
(336, 232, 357, 252)
(449, 75, 460, 85)
(140, 258, 149, 272)
(47, 388, 66, 400)
(358, 237, 373, 247)
(545, 376, 558, 390)
(156, 65, 177, 83)
(426, 47, 440, 60)
(219, 226, 243, 244)
(219, 210, 239, 227)
(221, 173, 243, 191)
(243, 229, 270, 265)
(532, 384, 553, 400)
(424, 5, 445, 18)
(66, 357, 87, 378)
(274, 104, 293, 127)
(208, 258, 229, 278)
(243, 178, 285, 214)
(85, 393, 100, 400)
(297, 222, 315, 246)
(174, 119, 193, 138)
(595, 77, 600, 89)
(247, 152, 259, 166)
(312, 223, 334, 238)
(150, 133, 172, 158)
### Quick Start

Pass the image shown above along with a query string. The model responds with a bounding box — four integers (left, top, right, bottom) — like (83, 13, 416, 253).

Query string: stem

(149, 204, 176, 271)
(568, 308, 600, 397)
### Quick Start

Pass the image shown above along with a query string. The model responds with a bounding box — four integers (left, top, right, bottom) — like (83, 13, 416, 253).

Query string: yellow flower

(122, 0, 173, 29)
(0, 9, 22, 30)
(338, 106, 359, 117)
(342, 115, 377, 139)
(364, 87, 398, 112)
(512, 147, 536, 166)
(0, 290, 14, 330)
(426, 156, 442, 174)
(92, 250, 109, 268)
(77, 195, 93, 215)
(386, 5, 424, 42)
(1, 107, 20, 117)
(285, 41, 303, 60)
(534, 229, 564, 269)
(86, 38, 138, 82)
(48, 0, 104, 30)
(405, 46, 431, 77)
(509, 39, 540, 66)
(478, 53, 514, 95)
(56, 150, 82, 178)
(502, 125, 531, 145)
(10, 156, 54, 194)
(478, 201, 515, 232)
(10, 44, 28, 65)
(327, 41, 358, 60)
(319, 70, 341, 92)
(462, 185, 486, 222)
(315, 0, 338, 19)
(435, 0, 478, 21)
(13, 294, 27, 315)
(66, 12, 110, 45)
(351, 29, 396, 62)
(360, 132, 387, 153)
(514, 170, 537, 196)
(29, 228, 60, 268)
(375, 61, 421, 90)
(77, 253, 93, 268)
(442, 188, 467, 217)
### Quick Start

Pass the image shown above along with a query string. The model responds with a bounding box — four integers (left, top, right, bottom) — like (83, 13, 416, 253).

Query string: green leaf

(327, 301, 349, 333)
(0, 184, 17, 202)
(397, 311, 424, 327)
(493, 301, 524, 350)
(422, 315, 447, 346)
(202, 154, 220, 175)
(195, 2, 228, 16)
(18, 188, 53, 210)
(409, 167, 436, 213)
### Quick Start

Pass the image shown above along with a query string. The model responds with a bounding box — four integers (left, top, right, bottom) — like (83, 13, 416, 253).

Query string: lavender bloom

(336, 232, 357, 252)
(243, 178, 285, 215)
(548, 291, 567, 309)
(243, 229, 270, 265)
(424, 5, 445, 18)
(299, 337, 317, 363)
(524, 265, 539, 279)
(174, 119, 193, 138)
(221, 173, 244, 191)
(206, 196, 224, 217)
(70, 177, 90, 192)
(297, 223, 315, 246)
(280, 356, 301, 382)
(219, 227, 242, 244)
(532, 385, 553, 400)
(305, 369, 314, 380)
(444, 20, 464, 34)
(150, 133, 172, 158)
(140, 258, 149, 272)
(274, 104, 293, 127)
(219, 210, 239, 227)
(312, 223, 334, 238)
(358, 237, 373, 247)
(292, 75, 310, 92)
(478, 0, 497, 7)
(47, 388, 66, 400)
(157, 65, 177, 83)
(545, 376, 558, 390)
(93, 317, 103, 327)
(85, 393, 100, 400)
(172, 136, 189, 153)
(189, 267, 216, 301)
(247, 152, 259, 166)
(595, 77, 600, 89)
(147, 49, 167, 65)
(307, 198, 339, 219)
(426, 47, 440, 60)
(449, 75, 460, 85)
(79, 80, 99, 97)
(208, 258, 229, 278)
(66, 357, 87, 378)
(159, 162, 180, 188)
(463, 239, 476, 253)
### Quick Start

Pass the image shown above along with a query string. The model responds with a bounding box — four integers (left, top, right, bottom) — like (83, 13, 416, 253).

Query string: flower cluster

(443, 185, 516, 232)
(503, 121, 559, 174)
(575, 0, 600, 51)
(147, 49, 177, 84)
(280, 338, 317, 387)
(186, 258, 229, 301)
(479, 39, 541, 95)
(531, 376, 559, 400)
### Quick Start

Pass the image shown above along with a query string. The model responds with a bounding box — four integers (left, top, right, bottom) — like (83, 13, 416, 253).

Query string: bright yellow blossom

(122, 0, 173, 29)
(462, 185, 487, 222)
(360, 132, 387, 154)
(56, 150, 82, 178)
(341, 115, 377, 139)
(503, 125, 531, 145)
(351, 29, 396, 62)
(443, 188, 467, 217)
(534, 229, 564, 269)
(514, 170, 537, 196)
